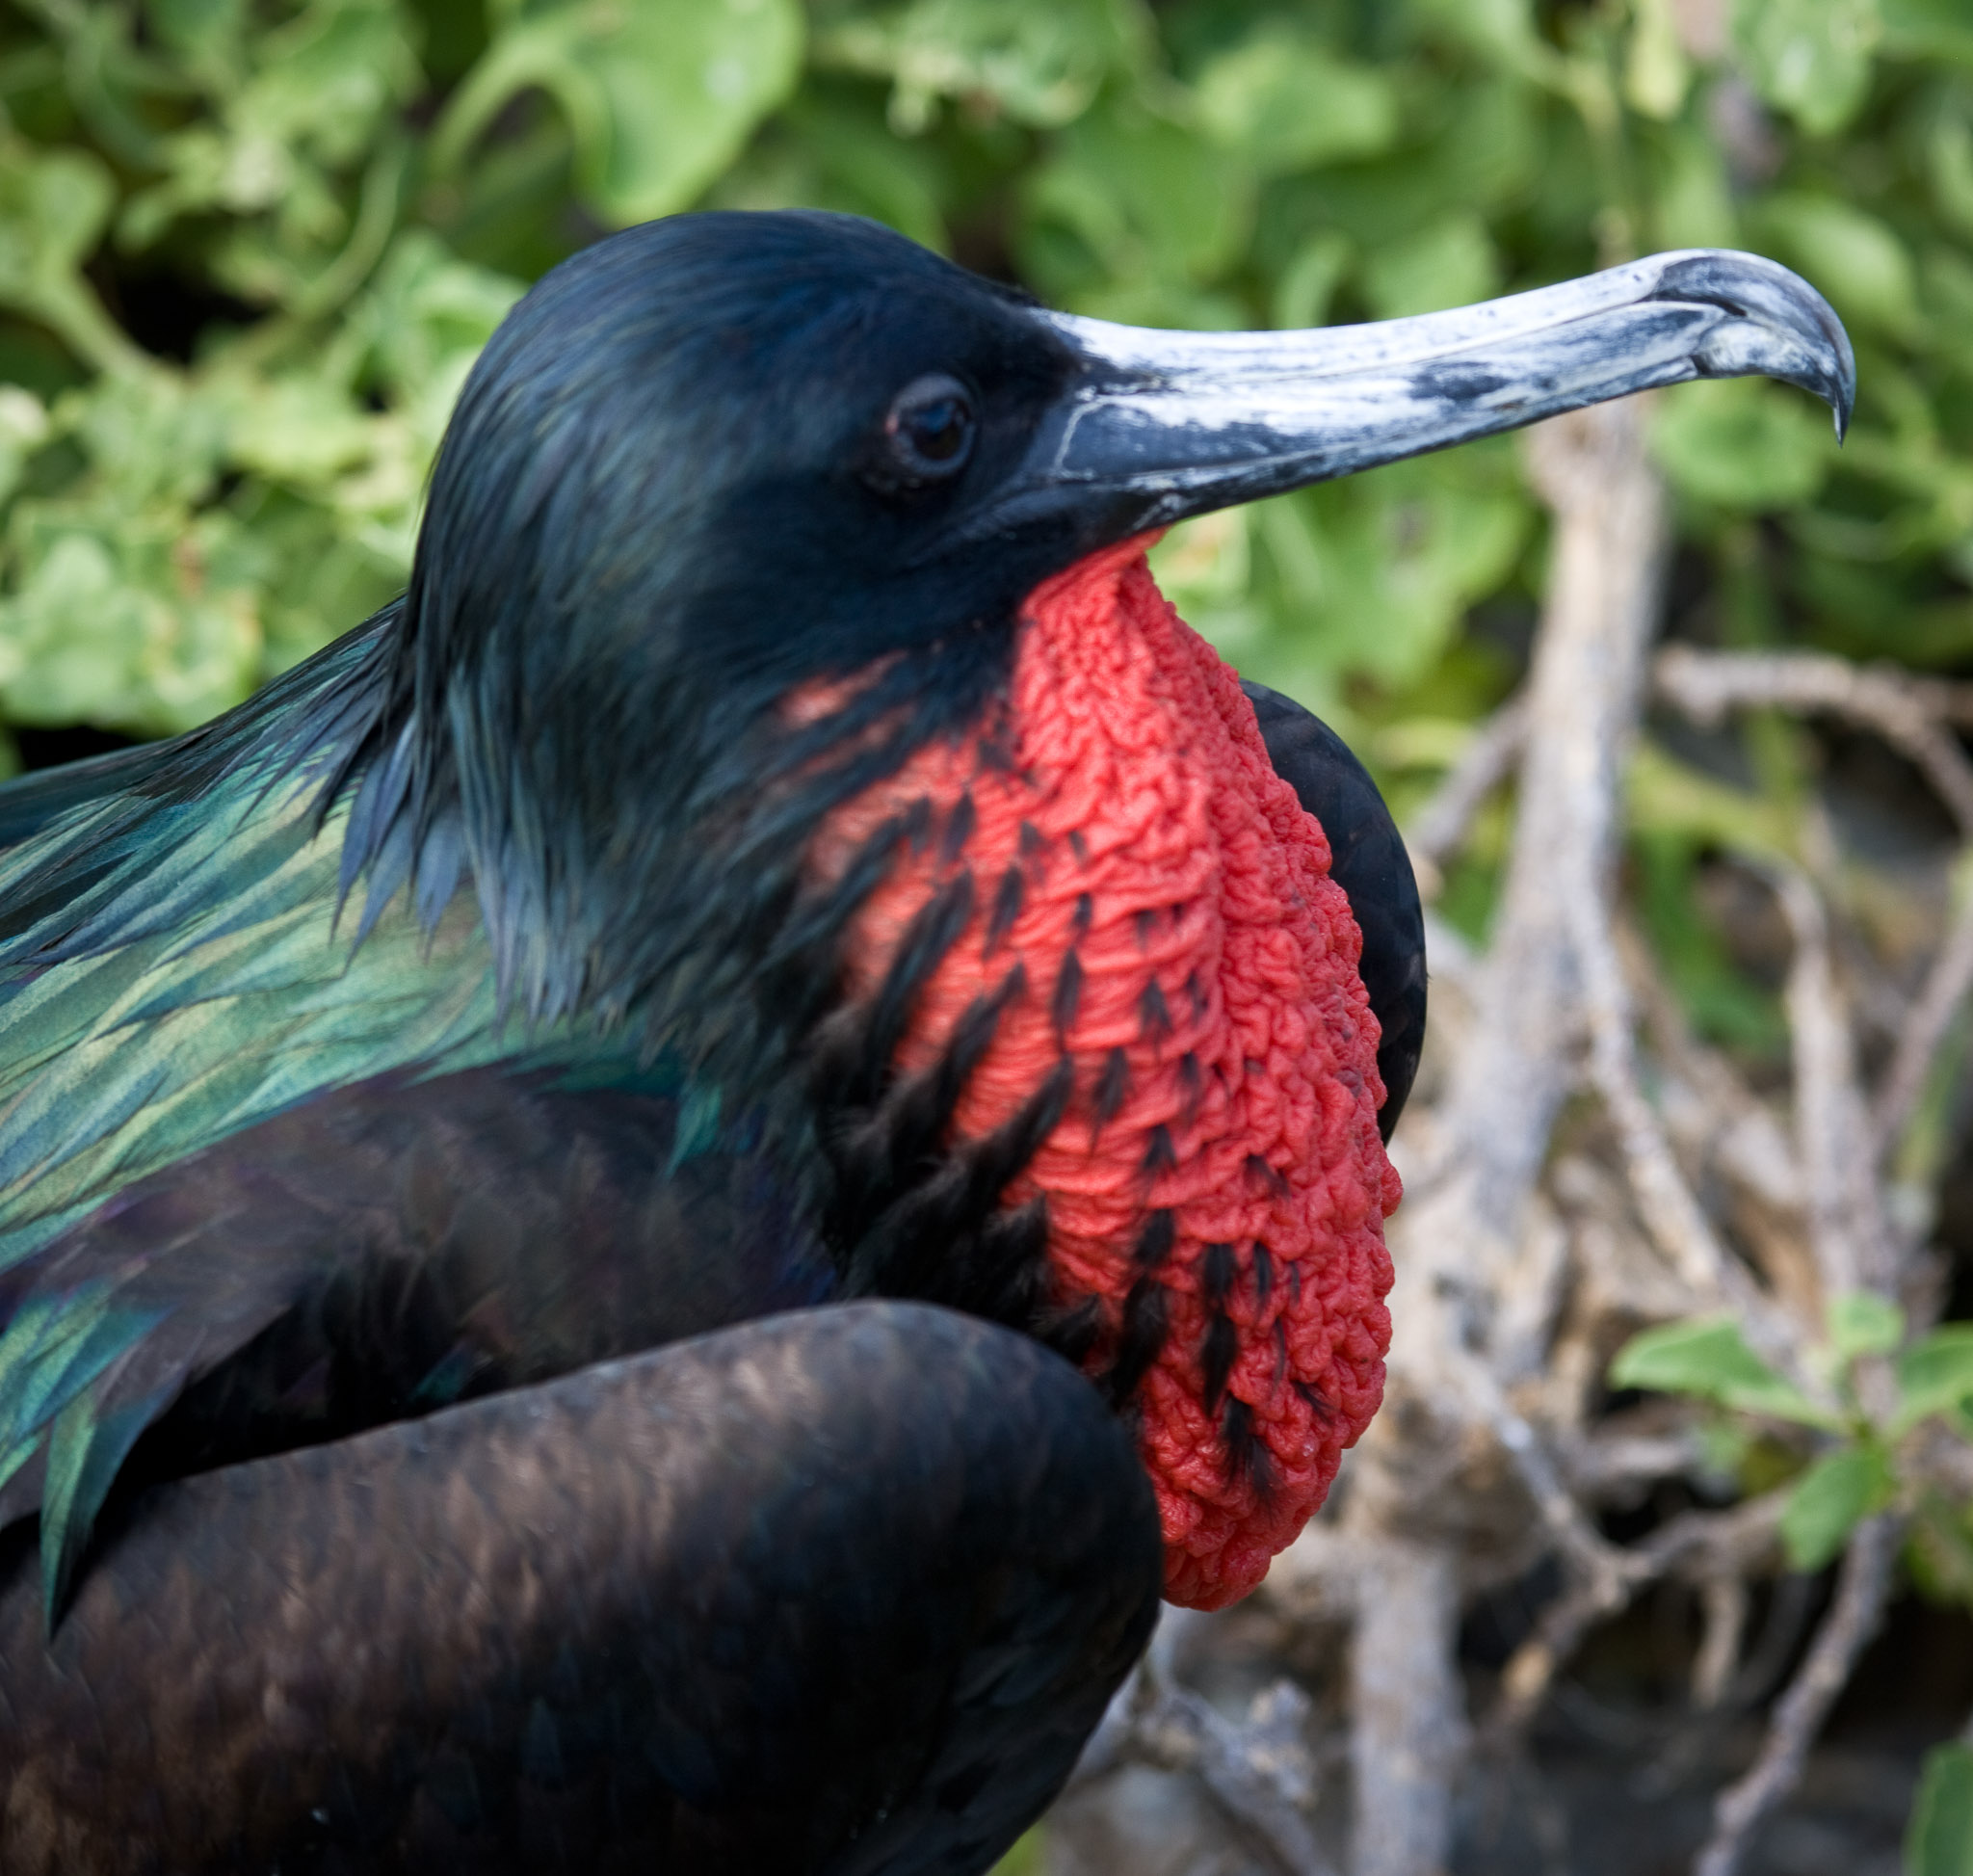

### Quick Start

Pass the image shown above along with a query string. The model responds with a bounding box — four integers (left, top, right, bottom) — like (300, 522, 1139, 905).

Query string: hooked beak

(975, 249, 1853, 547)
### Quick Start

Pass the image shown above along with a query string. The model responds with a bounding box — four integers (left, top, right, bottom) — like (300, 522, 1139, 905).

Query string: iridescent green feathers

(0, 616, 514, 1269)
(0, 614, 552, 1621)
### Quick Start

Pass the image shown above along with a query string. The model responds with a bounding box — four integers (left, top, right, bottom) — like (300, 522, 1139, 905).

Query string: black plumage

(0, 1304, 1160, 1875)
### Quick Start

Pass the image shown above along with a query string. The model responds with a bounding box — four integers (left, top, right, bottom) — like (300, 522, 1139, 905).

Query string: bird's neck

(800, 539, 1401, 1611)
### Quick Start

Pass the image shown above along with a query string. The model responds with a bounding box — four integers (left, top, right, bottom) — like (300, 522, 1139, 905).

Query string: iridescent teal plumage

(0, 618, 511, 1269)
(0, 615, 653, 1618)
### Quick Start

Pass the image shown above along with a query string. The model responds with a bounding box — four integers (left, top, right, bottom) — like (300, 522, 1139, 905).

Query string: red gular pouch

(803, 536, 1402, 1610)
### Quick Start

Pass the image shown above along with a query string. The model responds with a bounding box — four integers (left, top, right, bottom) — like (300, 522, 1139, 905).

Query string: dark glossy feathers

(0, 1067, 836, 1616)
(0, 1302, 1163, 1875)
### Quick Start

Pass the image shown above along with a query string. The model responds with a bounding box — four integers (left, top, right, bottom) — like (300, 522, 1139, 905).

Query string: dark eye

(882, 373, 976, 483)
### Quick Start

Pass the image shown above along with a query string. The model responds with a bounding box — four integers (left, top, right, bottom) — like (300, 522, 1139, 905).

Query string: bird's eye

(881, 374, 976, 484)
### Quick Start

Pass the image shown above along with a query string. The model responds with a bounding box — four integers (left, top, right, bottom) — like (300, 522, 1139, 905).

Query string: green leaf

(1758, 193, 1918, 338)
(1624, 0, 1691, 119)
(1647, 120, 1739, 251)
(68, 371, 229, 510)
(439, 0, 803, 225)
(819, 0, 1146, 133)
(1361, 215, 1501, 321)
(0, 388, 50, 512)
(0, 143, 142, 376)
(237, 0, 421, 172)
(586, 0, 803, 224)
(1272, 232, 1353, 331)
(1881, 0, 1973, 66)
(1020, 103, 1256, 300)
(340, 232, 525, 436)
(1235, 452, 1530, 696)
(1828, 1291, 1905, 1361)
(1610, 1315, 1836, 1425)
(1651, 377, 1834, 512)
(0, 148, 113, 288)
(224, 375, 376, 483)
(0, 504, 266, 733)
(1895, 1326, 1973, 1435)
(1194, 28, 1398, 177)
(147, 0, 246, 60)
(1907, 1742, 1973, 1876)
(1780, 1443, 1892, 1571)
(1732, 0, 1881, 136)
(1408, 0, 1552, 77)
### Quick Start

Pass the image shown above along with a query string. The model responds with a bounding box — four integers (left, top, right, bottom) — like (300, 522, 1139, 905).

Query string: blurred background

(4, 2, 1973, 1873)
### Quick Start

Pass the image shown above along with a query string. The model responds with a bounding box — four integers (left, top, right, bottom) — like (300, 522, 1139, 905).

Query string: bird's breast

(803, 538, 1400, 1610)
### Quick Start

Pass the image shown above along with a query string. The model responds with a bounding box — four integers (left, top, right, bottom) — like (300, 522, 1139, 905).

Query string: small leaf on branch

(1906, 1740, 1973, 1876)
(1893, 1326, 1973, 1436)
(1779, 1444, 1892, 1572)
(1611, 1316, 1837, 1426)
(1828, 1291, 1905, 1362)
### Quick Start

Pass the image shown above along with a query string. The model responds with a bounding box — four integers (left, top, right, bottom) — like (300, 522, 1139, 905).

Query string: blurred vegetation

(0, 0, 1962, 724)
(0, 5, 1958, 696)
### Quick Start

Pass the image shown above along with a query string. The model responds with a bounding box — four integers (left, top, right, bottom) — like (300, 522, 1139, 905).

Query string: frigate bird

(0, 212, 1851, 1873)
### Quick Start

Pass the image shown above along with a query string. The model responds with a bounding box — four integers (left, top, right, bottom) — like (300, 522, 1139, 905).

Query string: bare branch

(1560, 1429, 1706, 1496)
(1874, 879, 1973, 1158)
(1487, 1493, 1788, 1742)
(1405, 692, 1531, 890)
(1693, 1515, 1902, 1876)
(1770, 865, 1895, 1297)
(1130, 1664, 1333, 1876)
(1350, 1538, 1466, 1876)
(1070, 1611, 1335, 1876)
(1692, 1575, 1749, 1711)
(1655, 646, 1973, 836)
(1571, 880, 1763, 1312)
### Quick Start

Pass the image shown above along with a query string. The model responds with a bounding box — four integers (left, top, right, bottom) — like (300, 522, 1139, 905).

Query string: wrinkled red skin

(809, 539, 1401, 1609)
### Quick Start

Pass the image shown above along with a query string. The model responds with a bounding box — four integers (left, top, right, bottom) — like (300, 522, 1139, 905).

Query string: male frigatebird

(0, 212, 1850, 1873)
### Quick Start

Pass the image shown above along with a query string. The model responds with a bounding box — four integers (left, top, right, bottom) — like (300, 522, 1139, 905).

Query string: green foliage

(0, 0, 1961, 778)
(1908, 1742, 1973, 1876)
(1610, 1312, 1838, 1426)
(1734, 0, 1882, 136)
(1895, 1325, 1973, 1433)
(1613, 1294, 1973, 1580)
(430, 0, 804, 225)
(1780, 1441, 1894, 1569)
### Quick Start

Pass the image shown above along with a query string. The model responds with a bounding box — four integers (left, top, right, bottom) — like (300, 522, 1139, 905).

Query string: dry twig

(1875, 881, 1973, 1157)
(1656, 646, 1973, 835)
(1069, 1613, 1335, 1876)
(1405, 693, 1531, 890)
(1770, 864, 1895, 1298)
(1693, 1515, 1903, 1876)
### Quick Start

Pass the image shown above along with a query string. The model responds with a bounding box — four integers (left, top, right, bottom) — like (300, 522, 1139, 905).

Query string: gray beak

(983, 249, 1853, 543)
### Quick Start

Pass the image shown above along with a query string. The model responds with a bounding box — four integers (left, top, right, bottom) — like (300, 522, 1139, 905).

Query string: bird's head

(378, 210, 1852, 1608)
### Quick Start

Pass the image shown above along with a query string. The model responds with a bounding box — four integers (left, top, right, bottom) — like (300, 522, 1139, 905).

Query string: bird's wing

(0, 1302, 1162, 1876)
(0, 656, 513, 1273)
(0, 1063, 836, 1623)
(0, 620, 697, 1614)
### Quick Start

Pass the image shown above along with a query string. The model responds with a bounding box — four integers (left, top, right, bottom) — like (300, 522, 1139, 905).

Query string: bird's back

(0, 614, 512, 1267)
